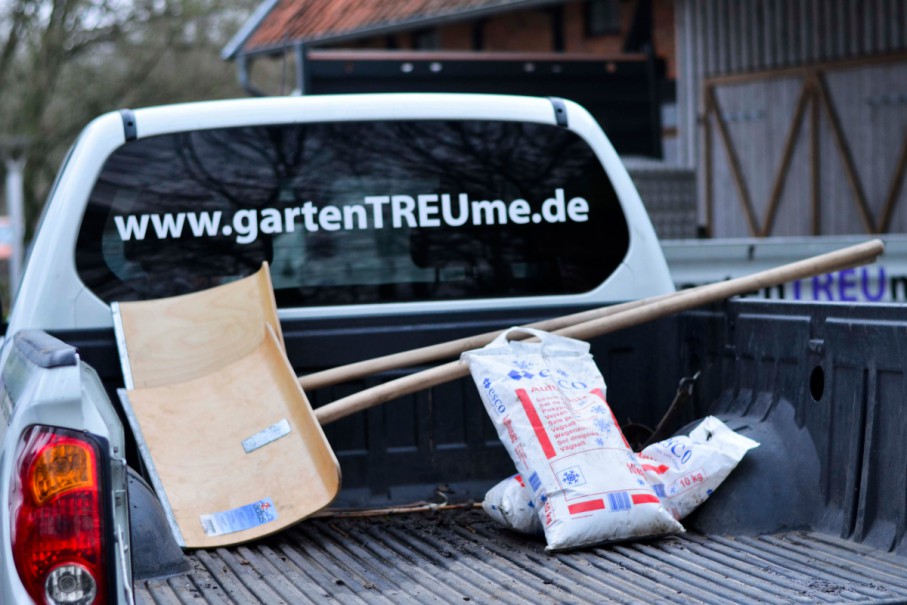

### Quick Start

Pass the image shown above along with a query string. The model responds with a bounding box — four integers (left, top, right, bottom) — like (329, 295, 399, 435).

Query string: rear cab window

(76, 119, 629, 308)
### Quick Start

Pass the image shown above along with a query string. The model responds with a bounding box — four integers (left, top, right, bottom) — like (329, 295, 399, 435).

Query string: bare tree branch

(0, 2, 34, 85)
(1, 0, 258, 229)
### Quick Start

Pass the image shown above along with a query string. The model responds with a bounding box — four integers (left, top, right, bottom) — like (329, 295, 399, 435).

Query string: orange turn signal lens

(29, 441, 97, 505)
(12, 426, 107, 605)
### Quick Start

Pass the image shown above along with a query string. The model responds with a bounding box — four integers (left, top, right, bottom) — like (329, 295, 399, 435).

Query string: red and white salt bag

(484, 417, 760, 532)
(638, 416, 760, 520)
(462, 328, 683, 551)
(482, 474, 543, 535)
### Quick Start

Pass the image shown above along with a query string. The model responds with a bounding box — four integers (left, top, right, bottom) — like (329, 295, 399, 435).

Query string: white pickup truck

(5, 93, 907, 605)
(0, 93, 673, 604)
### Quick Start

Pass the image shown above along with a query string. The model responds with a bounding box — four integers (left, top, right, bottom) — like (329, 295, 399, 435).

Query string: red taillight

(10, 426, 107, 605)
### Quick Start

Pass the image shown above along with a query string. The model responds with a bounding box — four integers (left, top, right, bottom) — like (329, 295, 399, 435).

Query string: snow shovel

(113, 264, 340, 549)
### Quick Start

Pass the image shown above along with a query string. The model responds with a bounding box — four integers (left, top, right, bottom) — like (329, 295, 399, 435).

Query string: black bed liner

(127, 300, 907, 604)
(135, 508, 907, 605)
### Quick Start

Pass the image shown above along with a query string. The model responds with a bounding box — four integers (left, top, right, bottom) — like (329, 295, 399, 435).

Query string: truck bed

(67, 299, 907, 604)
(135, 508, 907, 604)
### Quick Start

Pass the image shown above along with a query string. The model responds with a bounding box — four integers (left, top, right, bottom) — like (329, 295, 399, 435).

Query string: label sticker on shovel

(242, 419, 291, 453)
(200, 497, 279, 537)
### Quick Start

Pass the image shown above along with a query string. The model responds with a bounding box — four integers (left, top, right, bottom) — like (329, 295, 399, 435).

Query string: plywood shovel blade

(112, 263, 338, 548)
(112, 262, 283, 390)
(118, 326, 340, 549)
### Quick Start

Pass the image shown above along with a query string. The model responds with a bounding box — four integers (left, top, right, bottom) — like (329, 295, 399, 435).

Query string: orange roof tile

(227, 0, 567, 57)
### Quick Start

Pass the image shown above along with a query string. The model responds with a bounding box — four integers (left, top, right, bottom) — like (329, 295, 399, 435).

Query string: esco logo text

(483, 378, 506, 414)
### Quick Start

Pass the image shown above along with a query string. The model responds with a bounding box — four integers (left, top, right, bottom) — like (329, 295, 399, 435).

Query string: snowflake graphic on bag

(560, 467, 586, 487)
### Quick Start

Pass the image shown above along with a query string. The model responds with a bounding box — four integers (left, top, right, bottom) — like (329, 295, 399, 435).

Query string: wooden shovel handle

(298, 293, 673, 391)
(313, 239, 884, 426)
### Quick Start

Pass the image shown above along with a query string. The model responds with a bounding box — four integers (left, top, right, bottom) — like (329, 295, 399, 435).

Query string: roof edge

(230, 0, 577, 59)
(221, 0, 282, 61)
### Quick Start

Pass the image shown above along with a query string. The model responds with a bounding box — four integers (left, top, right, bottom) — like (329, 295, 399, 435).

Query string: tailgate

(135, 508, 907, 604)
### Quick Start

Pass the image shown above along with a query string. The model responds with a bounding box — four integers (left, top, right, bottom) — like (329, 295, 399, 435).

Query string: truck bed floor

(135, 508, 907, 604)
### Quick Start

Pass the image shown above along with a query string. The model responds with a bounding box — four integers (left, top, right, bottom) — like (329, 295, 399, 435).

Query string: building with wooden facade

(676, 0, 907, 237)
(226, 1, 907, 238)
(223, 0, 699, 237)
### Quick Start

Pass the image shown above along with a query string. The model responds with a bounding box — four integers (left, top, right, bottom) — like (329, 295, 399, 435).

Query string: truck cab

(9, 93, 671, 332)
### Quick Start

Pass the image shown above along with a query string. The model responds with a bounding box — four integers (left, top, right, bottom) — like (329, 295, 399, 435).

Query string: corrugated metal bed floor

(136, 508, 907, 605)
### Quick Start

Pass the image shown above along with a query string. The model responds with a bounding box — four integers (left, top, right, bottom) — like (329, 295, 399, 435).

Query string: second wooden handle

(314, 239, 884, 425)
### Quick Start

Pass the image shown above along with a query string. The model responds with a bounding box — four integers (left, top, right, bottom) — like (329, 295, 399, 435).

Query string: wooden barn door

(703, 56, 907, 238)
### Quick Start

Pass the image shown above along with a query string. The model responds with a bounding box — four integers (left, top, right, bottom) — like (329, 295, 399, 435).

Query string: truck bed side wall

(52, 304, 683, 505)
(683, 299, 907, 555)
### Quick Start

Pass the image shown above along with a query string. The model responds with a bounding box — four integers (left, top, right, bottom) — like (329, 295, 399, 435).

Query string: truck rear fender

(0, 331, 132, 602)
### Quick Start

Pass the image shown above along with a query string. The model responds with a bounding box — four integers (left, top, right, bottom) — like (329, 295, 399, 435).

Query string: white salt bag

(485, 417, 760, 533)
(463, 328, 683, 551)
(638, 416, 760, 520)
(483, 474, 543, 535)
